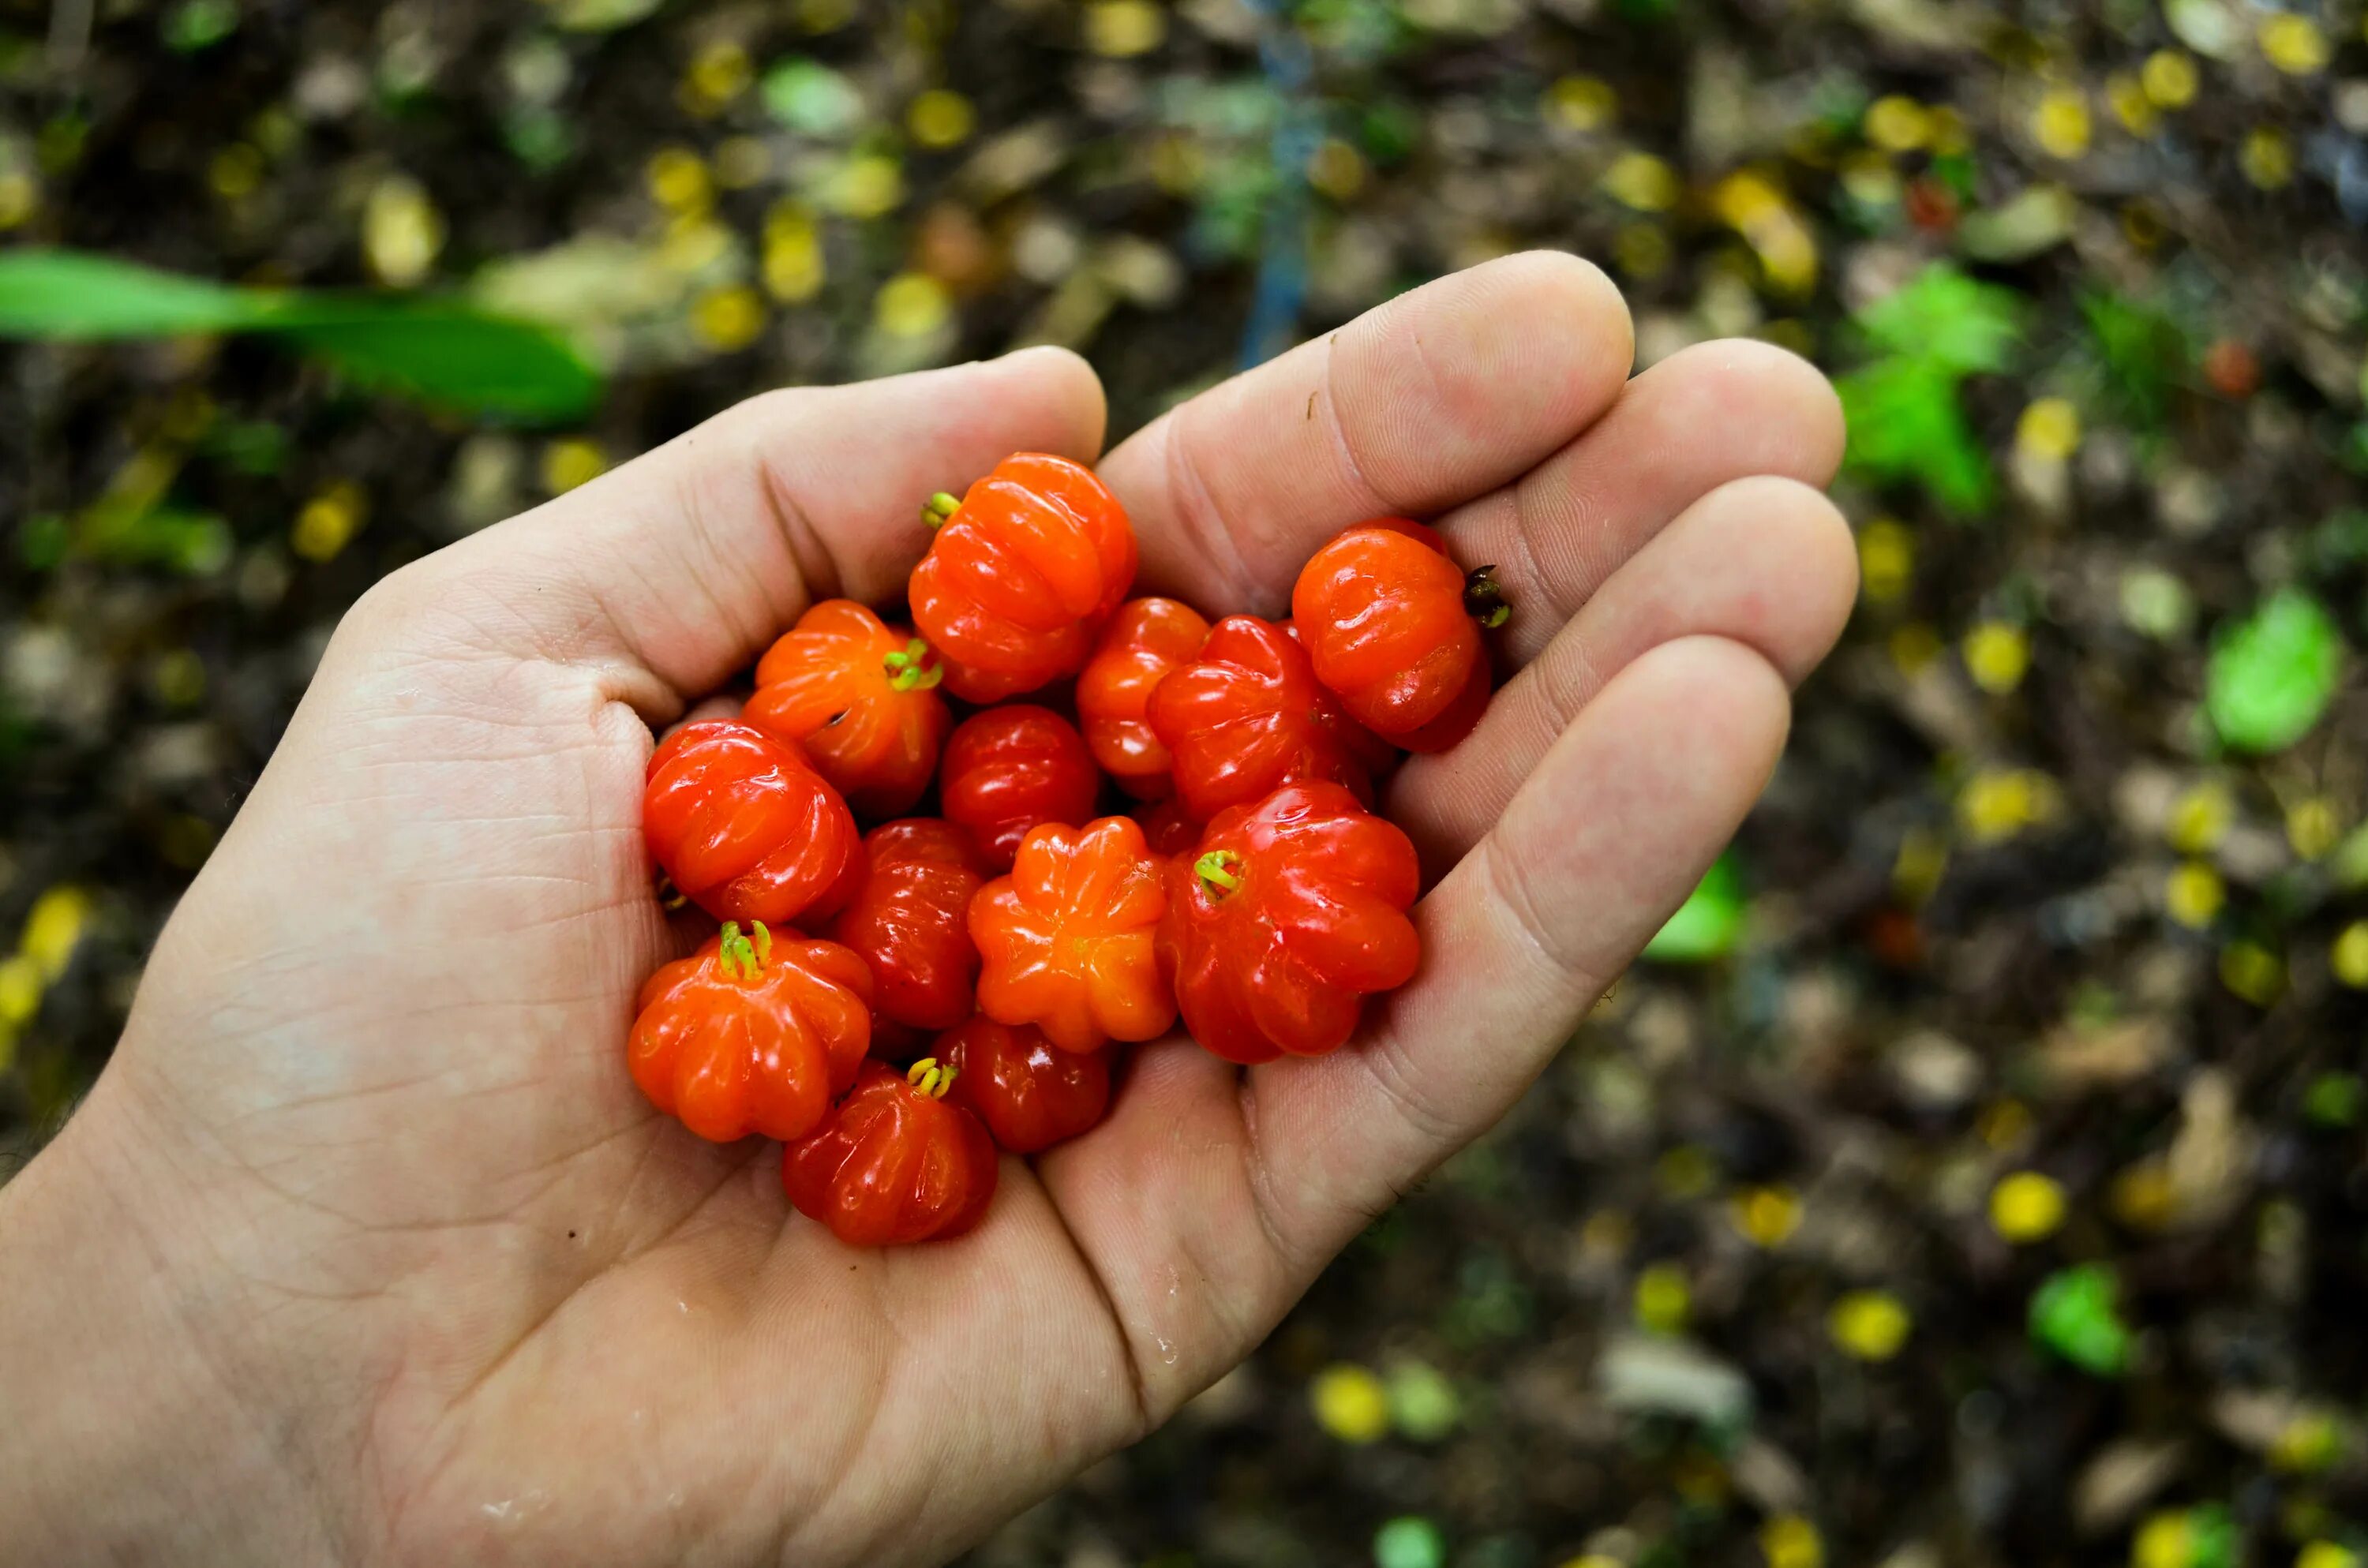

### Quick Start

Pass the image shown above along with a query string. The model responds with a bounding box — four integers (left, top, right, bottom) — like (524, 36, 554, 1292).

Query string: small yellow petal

(1990, 1171, 2067, 1242)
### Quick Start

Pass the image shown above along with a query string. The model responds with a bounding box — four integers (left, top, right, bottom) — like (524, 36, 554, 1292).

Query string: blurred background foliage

(6, 0, 2368, 1564)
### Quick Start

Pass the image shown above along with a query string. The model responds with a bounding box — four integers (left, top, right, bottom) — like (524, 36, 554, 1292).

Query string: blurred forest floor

(6, 0, 2368, 1564)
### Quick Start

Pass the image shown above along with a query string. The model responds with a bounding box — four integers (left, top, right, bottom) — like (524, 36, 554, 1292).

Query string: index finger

(1097, 251, 1635, 614)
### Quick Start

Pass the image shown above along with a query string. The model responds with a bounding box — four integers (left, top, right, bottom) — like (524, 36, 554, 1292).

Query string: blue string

(1238, 0, 1317, 369)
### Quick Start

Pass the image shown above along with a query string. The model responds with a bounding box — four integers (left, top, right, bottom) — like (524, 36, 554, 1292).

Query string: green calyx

(882, 637, 944, 692)
(715, 919, 774, 980)
(1464, 565, 1511, 630)
(921, 491, 961, 530)
(907, 1057, 957, 1098)
(1194, 849, 1243, 899)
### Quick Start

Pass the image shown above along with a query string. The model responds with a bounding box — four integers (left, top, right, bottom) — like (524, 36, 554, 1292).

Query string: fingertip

(1647, 338, 1846, 485)
(1680, 475, 1860, 683)
(985, 345, 1110, 462)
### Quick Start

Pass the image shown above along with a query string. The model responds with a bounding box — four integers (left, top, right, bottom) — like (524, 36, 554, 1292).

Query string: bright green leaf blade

(262, 300, 601, 423)
(0, 249, 271, 338)
(1643, 853, 1746, 962)
(2028, 1263, 2132, 1375)
(1838, 359, 1996, 518)
(1853, 264, 2025, 376)
(2205, 589, 2345, 754)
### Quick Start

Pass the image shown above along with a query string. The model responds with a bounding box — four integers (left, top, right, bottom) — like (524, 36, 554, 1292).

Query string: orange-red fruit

(939, 704, 1102, 872)
(937, 1016, 1111, 1154)
(745, 600, 950, 818)
(643, 720, 861, 926)
(1146, 615, 1397, 821)
(1291, 519, 1488, 750)
(971, 815, 1175, 1054)
(908, 452, 1137, 703)
(783, 1061, 999, 1246)
(828, 819, 991, 1038)
(1077, 597, 1212, 799)
(628, 925, 872, 1142)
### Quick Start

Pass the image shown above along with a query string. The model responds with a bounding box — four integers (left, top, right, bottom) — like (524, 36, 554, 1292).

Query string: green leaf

(0, 249, 270, 337)
(2205, 589, 2345, 754)
(1643, 853, 1747, 962)
(2082, 290, 2190, 429)
(2028, 1263, 2132, 1375)
(1838, 358, 1996, 517)
(0, 250, 600, 423)
(1372, 1517, 1445, 1568)
(1853, 264, 2025, 376)
(264, 300, 599, 421)
(761, 58, 864, 137)
(77, 505, 233, 575)
(160, 0, 240, 52)
(542, 0, 665, 31)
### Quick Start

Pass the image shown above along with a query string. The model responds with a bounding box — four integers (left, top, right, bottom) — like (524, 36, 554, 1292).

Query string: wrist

(0, 1089, 341, 1564)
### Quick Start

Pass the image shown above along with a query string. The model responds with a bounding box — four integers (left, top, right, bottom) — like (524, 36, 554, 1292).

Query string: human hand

(0, 253, 1851, 1566)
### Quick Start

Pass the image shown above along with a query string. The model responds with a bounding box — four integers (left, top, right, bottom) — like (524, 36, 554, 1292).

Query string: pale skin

(0, 253, 1855, 1566)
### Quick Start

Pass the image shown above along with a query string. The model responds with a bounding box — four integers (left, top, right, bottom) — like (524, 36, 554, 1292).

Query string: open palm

(0, 255, 1853, 1566)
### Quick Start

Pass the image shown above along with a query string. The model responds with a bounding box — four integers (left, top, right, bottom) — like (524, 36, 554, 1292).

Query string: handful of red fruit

(631, 453, 1508, 1247)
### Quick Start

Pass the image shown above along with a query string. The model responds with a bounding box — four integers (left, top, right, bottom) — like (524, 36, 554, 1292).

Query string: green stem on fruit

(654, 869, 688, 912)
(717, 919, 771, 980)
(922, 492, 961, 530)
(882, 638, 945, 692)
(1194, 849, 1243, 900)
(907, 1057, 957, 1098)
(1464, 565, 1512, 630)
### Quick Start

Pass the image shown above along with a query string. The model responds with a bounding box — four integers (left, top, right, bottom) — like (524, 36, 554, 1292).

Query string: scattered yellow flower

(2164, 860, 2224, 929)
(1559, 1558, 1626, 1568)
(1546, 74, 1617, 133)
(2331, 920, 2368, 988)
(1085, 0, 1166, 57)
(2017, 396, 2082, 460)
(679, 39, 753, 116)
(0, 953, 43, 1027)
(2142, 50, 2199, 108)
(692, 285, 766, 353)
(1310, 1363, 1391, 1443)
(2242, 127, 2295, 189)
(2259, 13, 2330, 74)
(658, 215, 731, 275)
(363, 175, 443, 286)
(2220, 939, 2285, 1005)
(828, 152, 904, 219)
(1829, 1290, 1912, 1360)
(291, 481, 367, 563)
(208, 144, 264, 200)
(1604, 151, 1680, 212)
(1711, 170, 1818, 293)
(907, 88, 975, 150)
(2032, 89, 2092, 159)
(873, 271, 951, 339)
(2298, 1542, 2360, 1568)
(2287, 797, 2341, 859)
(1958, 769, 2061, 844)
(2108, 74, 2157, 137)
(1839, 151, 1902, 208)
(542, 437, 609, 496)
(0, 170, 37, 229)
(1733, 1185, 1803, 1248)
(1864, 95, 1931, 152)
(2167, 782, 2234, 853)
(1760, 1513, 1824, 1568)
(1634, 1263, 1691, 1334)
(1962, 622, 2031, 695)
(646, 145, 714, 215)
(2272, 1410, 2343, 1472)
(1990, 1171, 2067, 1242)
(764, 201, 824, 303)
(1857, 518, 1913, 604)
(22, 886, 92, 982)
(1309, 137, 1367, 201)
(2134, 1511, 2191, 1568)
(1889, 622, 1942, 675)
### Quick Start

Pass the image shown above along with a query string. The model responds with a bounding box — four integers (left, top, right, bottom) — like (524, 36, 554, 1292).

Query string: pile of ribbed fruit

(631, 452, 1508, 1246)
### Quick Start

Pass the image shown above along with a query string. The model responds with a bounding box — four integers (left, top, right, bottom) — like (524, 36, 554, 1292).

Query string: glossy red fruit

(628, 921, 872, 1142)
(1159, 781, 1420, 1064)
(1290, 519, 1503, 751)
(1075, 597, 1211, 799)
(939, 705, 1101, 872)
(908, 452, 1137, 703)
(1133, 794, 1202, 859)
(643, 720, 860, 925)
(783, 1058, 999, 1246)
(1145, 616, 1396, 821)
(828, 818, 990, 1038)
(745, 600, 950, 818)
(937, 1016, 1111, 1154)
